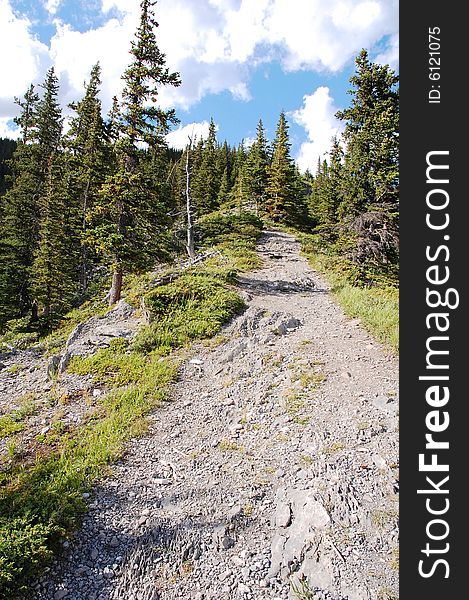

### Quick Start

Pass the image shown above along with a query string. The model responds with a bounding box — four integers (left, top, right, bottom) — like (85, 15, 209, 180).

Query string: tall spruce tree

(0, 70, 63, 325)
(31, 155, 77, 325)
(336, 49, 399, 217)
(243, 119, 270, 215)
(266, 111, 297, 222)
(90, 0, 181, 304)
(315, 138, 343, 230)
(66, 63, 111, 292)
(192, 118, 220, 215)
(335, 50, 399, 279)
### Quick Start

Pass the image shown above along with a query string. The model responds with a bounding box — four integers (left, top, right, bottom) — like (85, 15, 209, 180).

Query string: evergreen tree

(14, 85, 39, 144)
(66, 63, 112, 292)
(265, 111, 297, 222)
(243, 119, 270, 215)
(336, 49, 399, 217)
(91, 0, 181, 304)
(35, 68, 63, 175)
(192, 118, 220, 215)
(315, 138, 343, 229)
(0, 138, 16, 198)
(216, 140, 232, 186)
(230, 142, 247, 212)
(335, 50, 399, 280)
(31, 155, 77, 325)
(217, 166, 230, 206)
(0, 71, 63, 325)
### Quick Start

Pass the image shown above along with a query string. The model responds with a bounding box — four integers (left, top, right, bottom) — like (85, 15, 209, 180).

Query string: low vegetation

(0, 212, 261, 596)
(298, 233, 398, 353)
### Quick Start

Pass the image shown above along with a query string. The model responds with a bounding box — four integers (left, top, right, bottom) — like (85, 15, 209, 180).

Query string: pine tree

(66, 63, 112, 292)
(91, 0, 181, 304)
(336, 49, 399, 217)
(243, 119, 270, 215)
(315, 137, 343, 229)
(0, 138, 17, 198)
(31, 155, 77, 325)
(230, 142, 247, 212)
(0, 71, 63, 325)
(14, 84, 39, 144)
(266, 111, 297, 222)
(335, 50, 399, 280)
(216, 140, 232, 186)
(217, 166, 230, 206)
(35, 68, 63, 175)
(192, 118, 220, 215)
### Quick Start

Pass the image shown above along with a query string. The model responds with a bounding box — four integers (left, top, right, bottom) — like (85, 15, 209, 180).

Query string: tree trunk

(185, 138, 196, 260)
(109, 269, 123, 305)
(31, 300, 38, 322)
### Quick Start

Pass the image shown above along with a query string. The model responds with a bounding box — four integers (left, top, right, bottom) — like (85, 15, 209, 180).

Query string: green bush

(198, 211, 263, 247)
(132, 273, 245, 354)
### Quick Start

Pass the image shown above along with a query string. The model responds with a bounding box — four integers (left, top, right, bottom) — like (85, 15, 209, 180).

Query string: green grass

(0, 354, 178, 596)
(298, 233, 398, 353)
(0, 210, 263, 596)
(132, 273, 246, 354)
(0, 417, 25, 439)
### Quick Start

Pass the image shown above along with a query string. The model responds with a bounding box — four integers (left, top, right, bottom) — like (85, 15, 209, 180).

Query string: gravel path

(30, 231, 399, 600)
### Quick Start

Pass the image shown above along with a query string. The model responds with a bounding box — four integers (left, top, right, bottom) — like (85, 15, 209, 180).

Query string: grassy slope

(297, 232, 398, 353)
(0, 211, 262, 597)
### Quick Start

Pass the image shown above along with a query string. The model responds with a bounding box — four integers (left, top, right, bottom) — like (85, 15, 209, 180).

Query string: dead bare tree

(185, 136, 196, 260)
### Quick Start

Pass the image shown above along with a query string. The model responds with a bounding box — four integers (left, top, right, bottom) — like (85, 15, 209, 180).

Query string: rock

(372, 395, 398, 415)
(47, 355, 60, 379)
(153, 478, 172, 485)
(190, 358, 204, 366)
(58, 301, 139, 373)
(238, 582, 250, 594)
(221, 535, 235, 550)
(274, 501, 291, 528)
(227, 504, 243, 521)
(372, 454, 388, 470)
(275, 317, 302, 335)
(109, 536, 120, 548)
(54, 590, 68, 600)
(269, 488, 330, 578)
(219, 569, 232, 581)
(92, 388, 102, 397)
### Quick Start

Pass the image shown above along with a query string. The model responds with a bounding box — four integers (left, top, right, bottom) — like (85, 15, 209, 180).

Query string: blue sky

(0, 0, 398, 171)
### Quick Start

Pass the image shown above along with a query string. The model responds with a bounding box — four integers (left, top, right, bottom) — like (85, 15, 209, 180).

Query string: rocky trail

(22, 231, 398, 600)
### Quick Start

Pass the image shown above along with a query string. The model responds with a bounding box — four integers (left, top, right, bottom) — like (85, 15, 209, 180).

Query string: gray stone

(47, 355, 60, 379)
(372, 395, 398, 415)
(275, 502, 291, 528)
(221, 535, 235, 550)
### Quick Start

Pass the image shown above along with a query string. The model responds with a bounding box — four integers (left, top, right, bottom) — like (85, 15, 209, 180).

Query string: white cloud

(165, 121, 212, 149)
(0, 0, 50, 114)
(264, 0, 398, 72)
(44, 0, 61, 15)
(0, 117, 21, 140)
(50, 14, 138, 111)
(375, 32, 399, 71)
(291, 86, 344, 173)
(0, 0, 398, 138)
